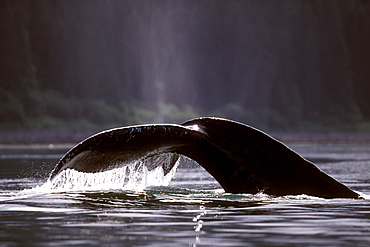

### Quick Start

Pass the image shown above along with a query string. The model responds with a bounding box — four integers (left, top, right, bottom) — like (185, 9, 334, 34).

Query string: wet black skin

(50, 117, 360, 199)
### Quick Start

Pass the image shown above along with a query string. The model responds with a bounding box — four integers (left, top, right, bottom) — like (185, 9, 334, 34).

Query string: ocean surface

(1, 143, 370, 246)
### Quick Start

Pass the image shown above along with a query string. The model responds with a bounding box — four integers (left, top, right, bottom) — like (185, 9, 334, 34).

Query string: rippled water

(1, 144, 370, 246)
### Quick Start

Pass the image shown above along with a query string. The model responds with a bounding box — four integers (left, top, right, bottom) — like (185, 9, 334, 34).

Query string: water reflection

(1, 144, 370, 246)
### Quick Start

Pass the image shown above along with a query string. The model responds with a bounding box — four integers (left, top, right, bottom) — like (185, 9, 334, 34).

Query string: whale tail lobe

(49, 117, 360, 199)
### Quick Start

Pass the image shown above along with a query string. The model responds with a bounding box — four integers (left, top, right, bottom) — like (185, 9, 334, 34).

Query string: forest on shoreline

(1, 1, 370, 132)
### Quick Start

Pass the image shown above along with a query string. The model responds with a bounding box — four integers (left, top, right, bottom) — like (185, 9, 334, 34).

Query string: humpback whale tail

(49, 117, 360, 199)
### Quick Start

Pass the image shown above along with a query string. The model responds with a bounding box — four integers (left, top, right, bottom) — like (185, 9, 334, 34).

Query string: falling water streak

(193, 205, 207, 232)
(33, 159, 180, 193)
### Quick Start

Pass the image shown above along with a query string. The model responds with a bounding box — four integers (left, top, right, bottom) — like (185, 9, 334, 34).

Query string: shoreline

(1, 130, 370, 146)
(273, 132, 370, 145)
(0, 130, 96, 145)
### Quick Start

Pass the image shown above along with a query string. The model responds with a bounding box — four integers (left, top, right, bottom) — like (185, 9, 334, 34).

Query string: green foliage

(83, 99, 124, 126)
(218, 103, 252, 122)
(120, 101, 156, 125)
(155, 103, 199, 123)
(1, 1, 369, 133)
(0, 89, 199, 130)
(357, 122, 370, 132)
(0, 90, 26, 128)
(1, 88, 369, 132)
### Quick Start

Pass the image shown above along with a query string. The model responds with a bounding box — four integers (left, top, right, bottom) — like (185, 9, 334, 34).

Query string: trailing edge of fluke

(49, 117, 361, 199)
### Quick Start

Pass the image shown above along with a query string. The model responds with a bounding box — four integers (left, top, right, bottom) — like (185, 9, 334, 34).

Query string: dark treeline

(1, 0, 370, 131)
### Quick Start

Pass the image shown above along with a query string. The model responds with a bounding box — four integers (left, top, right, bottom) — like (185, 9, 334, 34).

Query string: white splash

(36, 159, 179, 193)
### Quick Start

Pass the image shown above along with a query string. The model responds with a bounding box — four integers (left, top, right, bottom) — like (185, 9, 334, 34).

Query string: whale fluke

(49, 117, 360, 199)
(49, 124, 201, 179)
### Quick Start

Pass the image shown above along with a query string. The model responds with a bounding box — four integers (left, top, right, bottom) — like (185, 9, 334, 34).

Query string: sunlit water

(1, 144, 370, 246)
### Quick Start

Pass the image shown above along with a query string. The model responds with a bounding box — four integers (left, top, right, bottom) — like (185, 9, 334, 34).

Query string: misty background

(1, 0, 370, 132)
